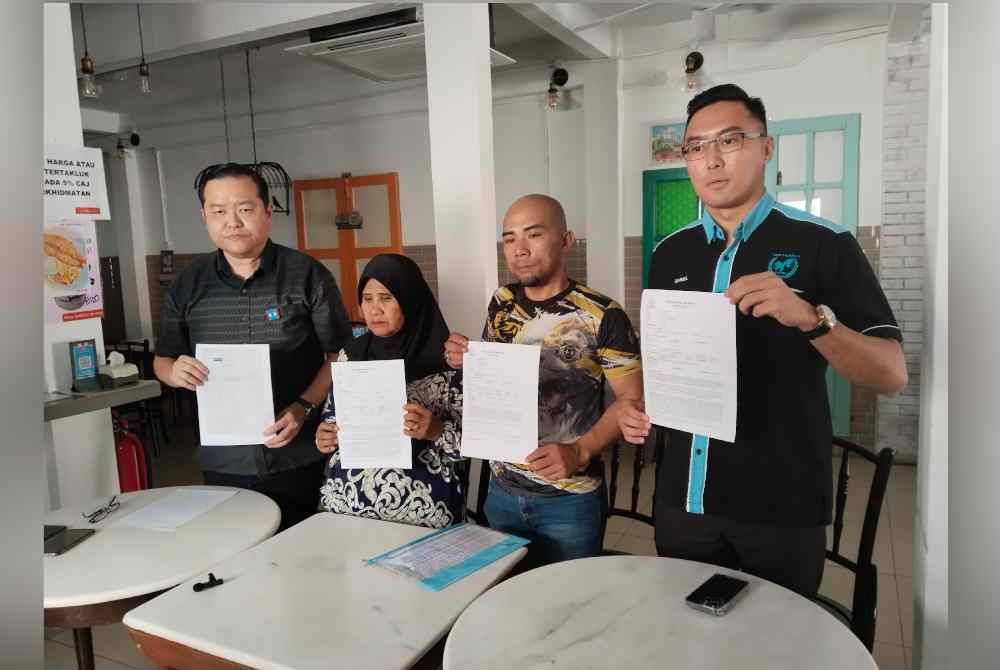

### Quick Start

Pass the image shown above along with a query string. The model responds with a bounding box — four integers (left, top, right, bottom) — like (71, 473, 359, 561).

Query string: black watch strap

(802, 322, 831, 340)
(294, 397, 316, 417)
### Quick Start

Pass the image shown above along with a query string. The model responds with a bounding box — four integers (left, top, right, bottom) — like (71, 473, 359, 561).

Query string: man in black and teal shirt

(620, 84, 907, 596)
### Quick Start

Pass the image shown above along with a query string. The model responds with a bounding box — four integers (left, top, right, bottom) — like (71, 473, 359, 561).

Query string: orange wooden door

(294, 173, 402, 321)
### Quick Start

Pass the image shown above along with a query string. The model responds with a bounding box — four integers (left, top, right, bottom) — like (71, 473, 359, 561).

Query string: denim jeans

(484, 478, 607, 570)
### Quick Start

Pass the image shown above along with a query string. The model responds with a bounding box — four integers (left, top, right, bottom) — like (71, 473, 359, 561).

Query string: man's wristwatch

(802, 304, 837, 340)
(294, 397, 316, 418)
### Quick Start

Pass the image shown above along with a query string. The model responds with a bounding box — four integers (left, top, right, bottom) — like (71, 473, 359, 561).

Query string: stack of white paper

(114, 489, 238, 531)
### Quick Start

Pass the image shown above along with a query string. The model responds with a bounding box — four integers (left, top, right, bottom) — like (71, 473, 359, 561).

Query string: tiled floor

(44, 433, 917, 669)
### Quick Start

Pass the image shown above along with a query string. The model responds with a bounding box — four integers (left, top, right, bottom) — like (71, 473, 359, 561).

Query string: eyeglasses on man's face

(681, 130, 767, 161)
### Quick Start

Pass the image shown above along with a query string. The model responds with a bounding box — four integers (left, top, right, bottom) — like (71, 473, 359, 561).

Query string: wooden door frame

(294, 173, 402, 320)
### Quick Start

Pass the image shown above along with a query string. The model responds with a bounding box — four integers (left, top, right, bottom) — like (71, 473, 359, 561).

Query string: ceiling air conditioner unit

(285, 6, 516, 82)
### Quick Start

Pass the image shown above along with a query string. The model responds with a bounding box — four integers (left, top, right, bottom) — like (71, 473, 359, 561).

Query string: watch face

(818, 304, 836, 327)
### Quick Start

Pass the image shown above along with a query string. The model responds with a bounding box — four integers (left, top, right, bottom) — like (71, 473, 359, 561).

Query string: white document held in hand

(195, 343, 275, 446)
(332, 359, 411, 469)
(460, 341, 540, 463)
(640, 289, 737, 442)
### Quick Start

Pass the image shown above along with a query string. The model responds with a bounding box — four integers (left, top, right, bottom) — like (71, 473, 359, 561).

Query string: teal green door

(641, 168, 699, 288)
(765, 113, 862, 437)
(641, 113, 861, 436)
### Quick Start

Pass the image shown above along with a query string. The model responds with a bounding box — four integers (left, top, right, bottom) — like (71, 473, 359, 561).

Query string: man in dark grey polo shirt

(154, 163, 351, 530)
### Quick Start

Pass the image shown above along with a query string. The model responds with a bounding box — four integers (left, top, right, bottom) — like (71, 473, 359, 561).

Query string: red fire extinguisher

(112, 413, 149, 492)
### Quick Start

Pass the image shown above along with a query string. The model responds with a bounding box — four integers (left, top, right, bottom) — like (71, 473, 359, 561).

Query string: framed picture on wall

(651, 122, 686, 166)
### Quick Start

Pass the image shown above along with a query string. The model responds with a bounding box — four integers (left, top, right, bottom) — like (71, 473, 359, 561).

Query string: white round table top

(44, 486, 279, 609)
(444, 555, 876, 670)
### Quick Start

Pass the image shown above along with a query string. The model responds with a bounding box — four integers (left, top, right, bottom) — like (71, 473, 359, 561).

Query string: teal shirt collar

(699, 192, 775, 244)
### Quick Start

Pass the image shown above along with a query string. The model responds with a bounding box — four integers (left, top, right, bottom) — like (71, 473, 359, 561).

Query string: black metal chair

(814, 436, 895, 651)
(601, 430, 664, 555)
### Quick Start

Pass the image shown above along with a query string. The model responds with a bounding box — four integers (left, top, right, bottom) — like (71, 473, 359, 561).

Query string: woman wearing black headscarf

(315, 254, 465, 528)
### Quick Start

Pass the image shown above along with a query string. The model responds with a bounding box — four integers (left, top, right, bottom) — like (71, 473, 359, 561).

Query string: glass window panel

(777, 190, 807, 212)
(302, 188, 340, 249)
(351, 184, 392, 248)
(811, 189, 843, 226)
(319, 259, 342, 287)
(777, 134, 807, 186)
(814, 130, 844, 183)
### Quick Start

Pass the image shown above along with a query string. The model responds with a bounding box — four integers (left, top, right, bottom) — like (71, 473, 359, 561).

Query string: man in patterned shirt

(445, 194, 643, 568)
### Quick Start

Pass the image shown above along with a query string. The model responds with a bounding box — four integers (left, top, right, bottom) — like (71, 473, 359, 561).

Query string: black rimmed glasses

(82, 495, 120, 524)
(681, 130, 767, 161)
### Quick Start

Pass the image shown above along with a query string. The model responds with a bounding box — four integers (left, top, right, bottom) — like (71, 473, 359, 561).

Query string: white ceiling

(79, 2, 907, 125)
(82, 3, 577, 120)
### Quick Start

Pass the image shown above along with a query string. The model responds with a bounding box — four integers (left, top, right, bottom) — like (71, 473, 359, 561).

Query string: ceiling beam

(508, 3, 616, 59)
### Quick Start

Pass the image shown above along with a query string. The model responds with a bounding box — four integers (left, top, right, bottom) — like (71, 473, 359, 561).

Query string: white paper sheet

(460, 341, 540, 463)
(114, 489, 238, 531)
(195, 344, 275, 446)
(640, 289, 738, 442)
(332, 359, 411, 469)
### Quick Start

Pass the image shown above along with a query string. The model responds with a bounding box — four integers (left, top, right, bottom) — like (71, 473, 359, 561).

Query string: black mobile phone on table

(44, 528, 95, 557)
(685, 573, 750, 616)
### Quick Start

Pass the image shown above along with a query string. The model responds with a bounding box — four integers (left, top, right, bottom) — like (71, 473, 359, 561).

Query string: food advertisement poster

(44, 221, 103, 323)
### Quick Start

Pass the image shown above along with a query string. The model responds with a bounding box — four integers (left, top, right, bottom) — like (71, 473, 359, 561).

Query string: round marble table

(44, 486, 280, 670)
(443, 556, 877, 670)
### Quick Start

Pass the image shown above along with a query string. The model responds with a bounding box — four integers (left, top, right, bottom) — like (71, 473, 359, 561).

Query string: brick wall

(877, 25, 931, 463)
(403, 245, 438, 299)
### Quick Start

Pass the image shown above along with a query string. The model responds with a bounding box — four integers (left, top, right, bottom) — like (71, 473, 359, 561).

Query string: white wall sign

(44, 145, 111, 220)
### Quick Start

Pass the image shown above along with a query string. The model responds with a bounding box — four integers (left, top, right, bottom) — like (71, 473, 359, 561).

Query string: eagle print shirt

(483, 281, 641, 496)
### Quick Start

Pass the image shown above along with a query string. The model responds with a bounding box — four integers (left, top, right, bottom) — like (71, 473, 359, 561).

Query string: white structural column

(914, 7, 947, 669)
(423, 3, 500, 338)
(44, 3, 118, 509)
(582, 60, 625, 303)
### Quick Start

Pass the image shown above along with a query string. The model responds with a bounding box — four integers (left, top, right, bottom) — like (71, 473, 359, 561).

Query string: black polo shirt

(157, 239, 352, 477)
(648, 193, 901, 528)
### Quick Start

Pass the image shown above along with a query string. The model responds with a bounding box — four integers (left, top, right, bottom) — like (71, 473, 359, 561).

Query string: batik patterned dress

(318, 350, 465, 528)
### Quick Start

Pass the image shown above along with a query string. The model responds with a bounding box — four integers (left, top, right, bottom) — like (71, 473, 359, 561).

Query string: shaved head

(504, 194, 567, 233)
(500, 193, 573, 290)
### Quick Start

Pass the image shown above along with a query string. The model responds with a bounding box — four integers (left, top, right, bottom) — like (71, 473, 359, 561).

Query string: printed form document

(195, 344, 274, 446)
(332, 359, 411, 469)
(460, 341, 540, 463)
(640, 290, 738, 442)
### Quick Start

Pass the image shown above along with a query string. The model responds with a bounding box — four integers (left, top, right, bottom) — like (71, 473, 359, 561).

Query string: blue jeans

(484, 479, 607, 570)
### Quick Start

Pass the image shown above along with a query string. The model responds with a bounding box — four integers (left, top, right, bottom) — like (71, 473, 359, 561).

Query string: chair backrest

(460, 458, 492, 525)
(605, 428, 665, 526)
(825, 436, 895, 650)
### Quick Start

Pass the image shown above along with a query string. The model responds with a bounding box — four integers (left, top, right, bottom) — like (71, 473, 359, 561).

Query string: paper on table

(114, 489, 238, 531)
(460, 341, 540, 463)
(195, 344, 274, 446)
(366, 522, 529, 591)
(640, 289, 737, 442)
(332, 359, 411, 469)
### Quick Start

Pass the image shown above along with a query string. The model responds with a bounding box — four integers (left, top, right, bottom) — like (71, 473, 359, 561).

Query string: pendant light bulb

(79, 54, 98, 99)
(139, 61, 151, 94)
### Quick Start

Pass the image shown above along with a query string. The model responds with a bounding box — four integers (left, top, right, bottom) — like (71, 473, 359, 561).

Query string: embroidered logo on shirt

(767, 253, 800, 279)
(265, 307, 281, 321)
(674, 276, 689, 284)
